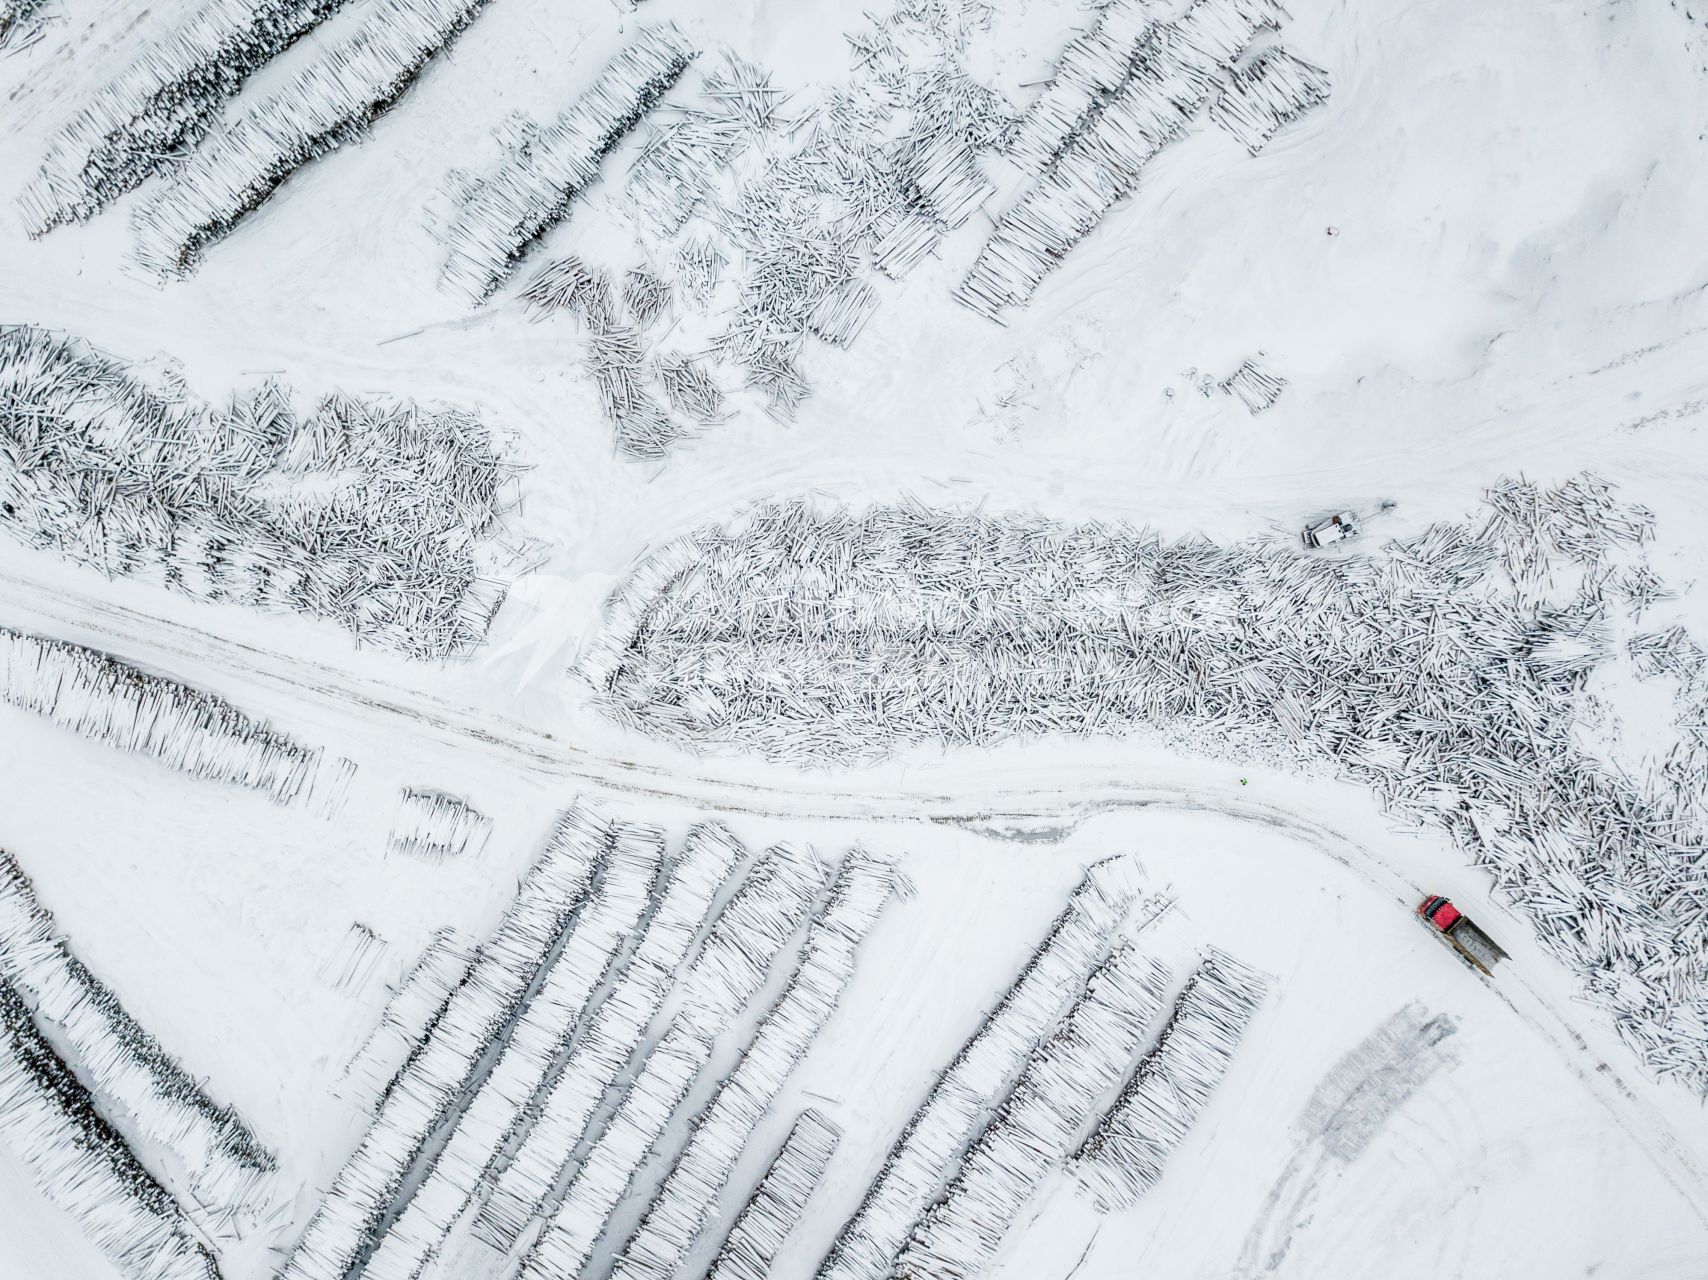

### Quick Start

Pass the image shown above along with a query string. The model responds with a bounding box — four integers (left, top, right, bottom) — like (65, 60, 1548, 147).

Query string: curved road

(3, 563, 1706, 1226)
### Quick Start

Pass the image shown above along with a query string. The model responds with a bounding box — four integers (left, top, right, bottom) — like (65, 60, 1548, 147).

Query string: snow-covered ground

(3, 0, 1708, 1275)
(2, 680, 1704, 1277)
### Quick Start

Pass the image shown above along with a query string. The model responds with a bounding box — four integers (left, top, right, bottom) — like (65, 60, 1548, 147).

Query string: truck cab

(1418, 896, 1462, 932)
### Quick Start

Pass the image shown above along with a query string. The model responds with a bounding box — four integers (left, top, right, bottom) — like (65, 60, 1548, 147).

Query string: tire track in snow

(2, 563, 1708, 1229)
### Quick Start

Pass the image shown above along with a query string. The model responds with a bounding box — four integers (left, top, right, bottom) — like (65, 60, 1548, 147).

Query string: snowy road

(4, 562, 1705, 1236)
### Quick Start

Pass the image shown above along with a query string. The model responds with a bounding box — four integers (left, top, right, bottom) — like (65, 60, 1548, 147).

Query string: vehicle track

(2, 563, 1707, 1227)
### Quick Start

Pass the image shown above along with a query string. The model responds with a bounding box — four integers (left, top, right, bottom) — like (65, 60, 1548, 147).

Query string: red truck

(1418, 896, 1507, 975)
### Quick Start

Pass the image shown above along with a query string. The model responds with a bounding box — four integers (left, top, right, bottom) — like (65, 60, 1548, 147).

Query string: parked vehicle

(1303, 512, 1359, 547)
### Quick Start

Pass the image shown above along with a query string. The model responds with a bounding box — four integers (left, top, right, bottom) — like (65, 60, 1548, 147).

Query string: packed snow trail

(1, 568, 1706, 1229)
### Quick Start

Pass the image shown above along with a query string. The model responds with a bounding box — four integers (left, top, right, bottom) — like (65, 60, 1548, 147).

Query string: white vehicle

(1302, 512, 1359, 547)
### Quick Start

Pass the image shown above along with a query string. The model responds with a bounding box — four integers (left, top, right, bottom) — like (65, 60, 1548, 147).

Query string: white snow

(4, 0, 1708, 1275)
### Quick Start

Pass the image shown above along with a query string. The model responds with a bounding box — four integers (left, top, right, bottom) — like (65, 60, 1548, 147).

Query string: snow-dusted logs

(957, 0, 1285, 317)
(474, 823, 757, 1249)
(896, 945, 1173, 1278)
(0, 326, 513, 660)
(596, 325, 684, 461)
(339, 929, 475, 1107)
(517, 256, 688, 458)
(624, 269, 674, 330)
(625, 52, 782, 236)
(805, 280, 881, 350)
(676, 237, 724, 308)
(358, 825, 665, 1280)
(1616, 566, 1675, 618)
(1007, 0, 1156, 171)
(0, 0, 48, 44)
(513, 845, 829, 1278)
(656, 355, 725, 424)
(133, 0, 496, 276)
(0, 980, 219, 1280)
(0, 850, 276, 1232)
(318, 923, 388, 994)
(815, 857, 1151, 1280)
(613, 852, 896, 1280)
(705, 1109, 842, 1280)
(896, 115, 997, 232)
(1630, 626, 1704, 682)
(277, 806, 610, 1280)
(1220, 357, 1286, 413)
(689, 2, 1007, 424)
(520, 256, 616, 318)
(386, 790, 492, 862)
(19, 0, 346, 231)
(440, 25, 699, 303)
(1072, 948, 1268, 1209)
(871, 212, 940, 281)
(0, 628, 319, 804)
(1209, 45, 1331, 155)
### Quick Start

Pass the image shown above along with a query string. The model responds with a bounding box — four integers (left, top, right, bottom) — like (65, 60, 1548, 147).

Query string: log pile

(439, 26, 699, 303)
(1209, 44, 1331, 155)
(1072, 948, 1267, 1209)
(0, 0, 49, 46)
(816, 858, 1155, 1280)
(896, 944, 1173, 1277)
(0, 850, 276, 1235)
(359, 826, 665, 1280)
(1006, 0, 1157, 172)
(20, 0, 348, 231)
(656, 355, 727, 425)
(1630, 625, 1703, 682)
(0, 628, 321, 805)
(318, 923, 388, 995)
(0, 979, 220, 1280)
(0, 326, 514, 660)
(704, 1109, 841, 1280)
(133, 0, 497, 275)
(515, 843, 830, 1280)
(277, 806, 609, 1280)
(339, 928, 475, 1107)
(624, 52, 782, 237)
(705, 3, 1010, 423)
(612, 852, 896, 1280)
(386, 789, 493, 862)
(958, 0, 1287, 318)
(473, 826, 772, 1250)
(520, 256, 688, 459)
(1220, 357, 1286, 413)
(523, 0, 1009, 458)
(624, 269, 674, 331)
